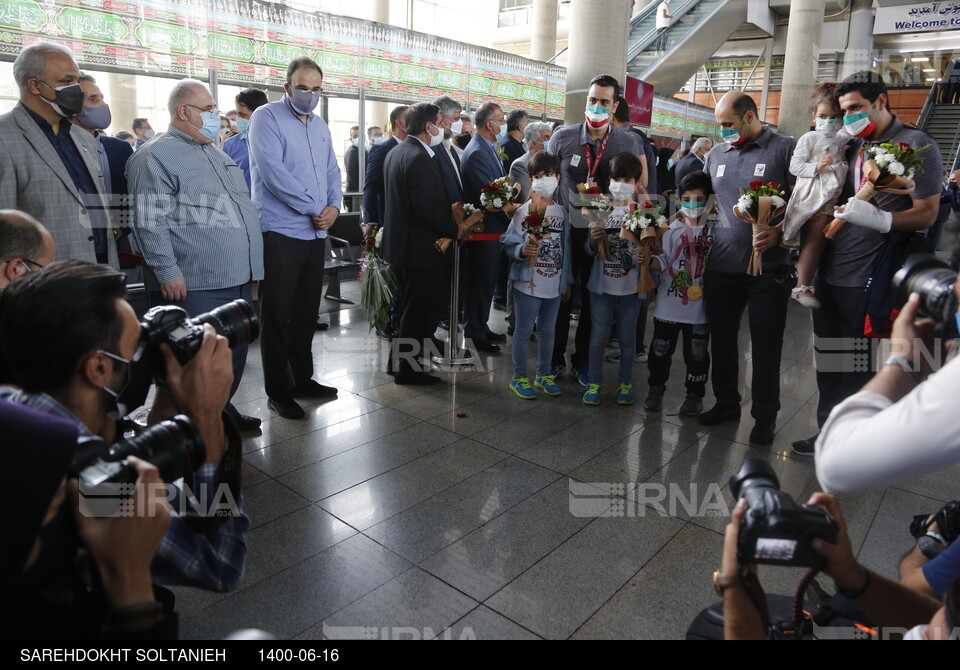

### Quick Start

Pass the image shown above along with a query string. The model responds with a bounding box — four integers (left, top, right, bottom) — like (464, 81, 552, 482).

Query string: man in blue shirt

(248, 58, 343, 420)
(222, 88, 269, 194)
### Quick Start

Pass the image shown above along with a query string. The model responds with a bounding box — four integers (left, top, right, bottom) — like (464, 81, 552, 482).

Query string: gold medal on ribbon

(687, 285, 703, 301)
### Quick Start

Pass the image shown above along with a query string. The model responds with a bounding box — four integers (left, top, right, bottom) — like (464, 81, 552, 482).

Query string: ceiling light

(923, 68, 936, 72)
(912, 57, 930, 62)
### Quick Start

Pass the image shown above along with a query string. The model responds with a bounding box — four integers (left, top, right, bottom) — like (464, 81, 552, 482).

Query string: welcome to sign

(874, 1, 960, 34)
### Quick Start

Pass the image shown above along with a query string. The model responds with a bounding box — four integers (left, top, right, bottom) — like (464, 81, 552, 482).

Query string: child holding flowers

(583, 152, 648, 406)
(640, 170, 716, 415)
(500, 151, 572, 399)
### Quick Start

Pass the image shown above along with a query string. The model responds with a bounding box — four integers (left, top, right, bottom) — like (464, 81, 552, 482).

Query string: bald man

(700, 91, 796, 446)
(0, 210, 55, 289)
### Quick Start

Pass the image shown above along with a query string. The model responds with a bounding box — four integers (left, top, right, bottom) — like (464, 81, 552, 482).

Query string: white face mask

(428, 123, 444, 147)
(143, 128, 155, 140)
(608, 181, 635, 200)
(531, 175, 558, 197)
(449, 119, 464, 135)
(815, 117, 842, 137)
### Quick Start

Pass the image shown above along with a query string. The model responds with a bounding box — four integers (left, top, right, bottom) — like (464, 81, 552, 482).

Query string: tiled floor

(172, 275, 960, 640)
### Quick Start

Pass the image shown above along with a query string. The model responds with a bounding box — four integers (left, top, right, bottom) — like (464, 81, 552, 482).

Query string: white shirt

(656, 1, 671, 29)
(651, 216, 716, 324)
(816, 352, 960, 494)
(511, 202, 566, 300)
(599, 206, 640, 296)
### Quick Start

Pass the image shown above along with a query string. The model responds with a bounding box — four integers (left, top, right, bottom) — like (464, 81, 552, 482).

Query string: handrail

(917, 77, 941, 130)
(626, 0, 703, 63)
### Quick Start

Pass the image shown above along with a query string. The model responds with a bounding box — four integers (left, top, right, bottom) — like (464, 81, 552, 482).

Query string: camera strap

(183, 412, 243, 532)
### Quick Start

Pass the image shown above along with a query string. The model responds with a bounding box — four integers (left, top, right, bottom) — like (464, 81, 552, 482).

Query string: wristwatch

(918, 531, 947, 560)
(713, 570, 740, 597)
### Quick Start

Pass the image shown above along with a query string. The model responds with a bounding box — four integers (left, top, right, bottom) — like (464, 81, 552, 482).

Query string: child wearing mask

(500, 151, 572, 399)
(642, 170, 716, 416)
(782, 83, 850, 308)
(583, 151, 645, 406)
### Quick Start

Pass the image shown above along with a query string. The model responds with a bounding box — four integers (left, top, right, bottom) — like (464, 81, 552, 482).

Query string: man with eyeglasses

(0, 210, 55, 290)
(248, 57, 343, 420)
(0, 42, 116, 266)
(126, 78, 264, 432)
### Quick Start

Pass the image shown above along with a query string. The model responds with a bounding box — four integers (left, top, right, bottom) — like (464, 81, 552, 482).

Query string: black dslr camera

(117, 299, 259, 416)
(729, 459, 838, 568)
(893, 253, 959, 339)
(71, 414, 205, 487)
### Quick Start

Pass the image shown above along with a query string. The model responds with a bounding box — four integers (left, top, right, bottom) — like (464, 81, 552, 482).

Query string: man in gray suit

(0, 42, 115, 266)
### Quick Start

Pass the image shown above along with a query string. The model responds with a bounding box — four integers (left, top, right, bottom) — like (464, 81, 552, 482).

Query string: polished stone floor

(172, 277, 960, 640)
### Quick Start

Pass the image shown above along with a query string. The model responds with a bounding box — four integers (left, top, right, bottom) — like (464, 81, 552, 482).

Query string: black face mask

(950, 182, 958, 192)
(37, 80, 84, 117)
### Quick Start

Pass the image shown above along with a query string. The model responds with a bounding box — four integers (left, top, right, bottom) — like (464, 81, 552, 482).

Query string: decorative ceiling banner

(0, 0, 567, 118)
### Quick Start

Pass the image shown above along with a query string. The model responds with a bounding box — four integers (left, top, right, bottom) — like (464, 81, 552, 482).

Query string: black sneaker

(678, 393, 703, 417)
(749, 420, 776, 446)
(698, 405, 741, 426)
(791, 434, 818, 458)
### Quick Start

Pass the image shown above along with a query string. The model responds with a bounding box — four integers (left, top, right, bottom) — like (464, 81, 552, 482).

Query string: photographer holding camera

(1, 401, 176, 639)
(0, 260, 249, 593)
(720, 493, 954, 639)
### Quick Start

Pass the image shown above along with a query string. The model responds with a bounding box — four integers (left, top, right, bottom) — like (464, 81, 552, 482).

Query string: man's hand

(156, 324, 232, 463)
(753, 225, 782, 253)
(888, 293, 938, 372)
(721, 498, 766, 640)
(816, 155, 834, 174)
(70, 456, 171, 608)
(160, 276, 187, 302)
(312, 206, 340, 231)
(521, 238, 541, 258)
(808, 492, 869, 593)
(834, 199, 893, 234)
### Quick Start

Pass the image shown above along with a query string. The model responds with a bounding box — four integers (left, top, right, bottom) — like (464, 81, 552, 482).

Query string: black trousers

(259, 232, 326, 398)
(812, 278, 874, 428)
(647, 318, 710, 396)
(463, 239, 500, 341)
(391, 265, 448, 377)
(704, 269, 789, 423)
(553, 227, 593, 370)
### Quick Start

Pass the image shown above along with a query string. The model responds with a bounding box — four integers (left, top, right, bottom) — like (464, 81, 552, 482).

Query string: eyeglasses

(186, 104, 219, 114)
(3, 258, 44, 273)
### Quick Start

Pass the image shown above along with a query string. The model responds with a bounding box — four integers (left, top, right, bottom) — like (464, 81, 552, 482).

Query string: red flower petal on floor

(456, 412, 467, 418)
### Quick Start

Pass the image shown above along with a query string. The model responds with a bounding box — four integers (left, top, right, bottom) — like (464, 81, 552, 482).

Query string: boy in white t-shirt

(500, 151, 572, 399)
(641, 170, 716, 416)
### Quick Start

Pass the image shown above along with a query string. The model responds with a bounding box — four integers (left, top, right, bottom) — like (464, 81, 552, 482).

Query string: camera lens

(729, 458, 780, 499)
(107, 415, 206, 484)
(893, 254, 958, 322)
(192, 299, 259, 350)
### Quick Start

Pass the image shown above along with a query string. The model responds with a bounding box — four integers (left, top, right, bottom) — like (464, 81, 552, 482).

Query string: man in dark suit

(460, 102, 511, 353)
(499, 109, 527, 172)
(673, 137, 712, 191)
(73, 74, 133, 264)
(432, 96, 464, 208)
(382, 102, 460, 385)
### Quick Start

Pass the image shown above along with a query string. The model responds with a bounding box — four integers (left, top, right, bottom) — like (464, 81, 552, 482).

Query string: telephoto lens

(190, 299, 260, 356)
(73, 414, 206, 488)
(893, 254, 958, 324)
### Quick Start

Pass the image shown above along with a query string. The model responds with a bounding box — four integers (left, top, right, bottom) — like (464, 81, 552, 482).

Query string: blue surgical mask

(815, 117, 842, 137)
(235, 117, 249, 134)
(194, 109, 222, 141)
(681, 201, 706, 220)
(495, 122, 508, 142)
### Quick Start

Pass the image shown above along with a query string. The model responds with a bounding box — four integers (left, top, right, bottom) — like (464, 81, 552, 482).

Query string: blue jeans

(148, 283, 253, 412)
(589, 291, 642, 386)
(512, 288, 561, 379)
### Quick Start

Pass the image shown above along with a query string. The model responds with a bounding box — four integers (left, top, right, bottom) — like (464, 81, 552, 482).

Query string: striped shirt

(0, 387, 250, 592)
(248, 97, 343, 240)
(125, 126, 264, 290)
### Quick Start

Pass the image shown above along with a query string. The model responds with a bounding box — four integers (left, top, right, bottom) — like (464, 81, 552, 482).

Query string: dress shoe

(395, 372, 442, 386)
(750, 420, 776, 446)
(292, 380, 339, 398)
(230, 413, 262, 432)
(268, 397, 305, 420)
(486, 331, 507, 342)
(315, 319, 330, 331)
(698, 405, 741, 426)
(375, 327, 395, 340)
(474, 340, 501, 353)
(791, 434, 818, 458)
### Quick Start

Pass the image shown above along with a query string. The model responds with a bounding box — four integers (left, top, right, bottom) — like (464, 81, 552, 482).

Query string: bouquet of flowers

(577, 182, 611, 209)
(823, 142, 927, 239)
(621, 201, 669, 293)
(480, 176, 521, 215)
(732, 180, 787, 276)
(577, 183, 613, 259)
(435, 202, 485, 253)
(521, 201, 551, 294)
(359, 225, 398, 332)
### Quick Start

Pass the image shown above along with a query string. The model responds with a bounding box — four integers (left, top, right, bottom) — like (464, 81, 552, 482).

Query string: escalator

(627, 0, 748, 96)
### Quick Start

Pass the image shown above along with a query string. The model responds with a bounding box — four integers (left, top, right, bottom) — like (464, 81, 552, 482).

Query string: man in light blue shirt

(248, 57, 342, 420)
(222, 88, 268, 194)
